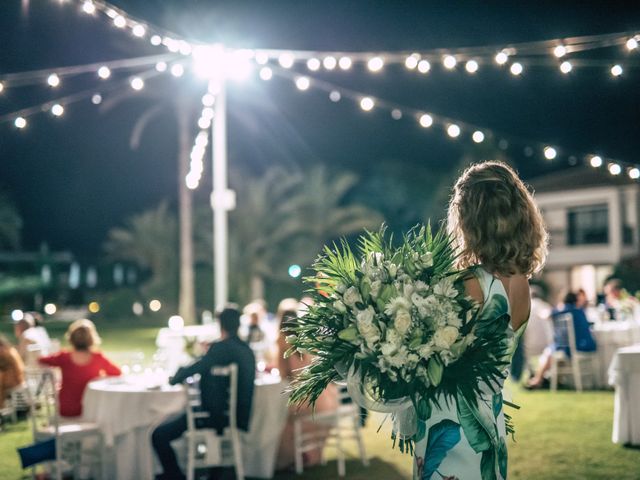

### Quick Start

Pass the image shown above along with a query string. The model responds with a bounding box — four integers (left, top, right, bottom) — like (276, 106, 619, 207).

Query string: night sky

(1, 0, 640, 259)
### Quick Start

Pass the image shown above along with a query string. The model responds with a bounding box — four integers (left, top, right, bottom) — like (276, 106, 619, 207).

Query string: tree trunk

(177, 105, 196, 324)
(250, 274, 265, 301)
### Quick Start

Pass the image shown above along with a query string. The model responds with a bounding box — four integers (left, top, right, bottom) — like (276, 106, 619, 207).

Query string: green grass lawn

(1, 322, 638, 479)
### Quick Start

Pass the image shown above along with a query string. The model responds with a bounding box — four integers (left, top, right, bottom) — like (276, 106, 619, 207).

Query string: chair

(294, 386, 369, 477)
(550, 312, 600, 392)
(24, 368, 104, 480)
(184, 363, 244, 480)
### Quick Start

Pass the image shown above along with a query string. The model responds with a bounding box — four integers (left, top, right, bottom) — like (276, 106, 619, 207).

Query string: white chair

(184, 363, 244, 480)
(550, 313, 600, 392)
(25, 368, 104, 480)
(294, 386, 369, 477)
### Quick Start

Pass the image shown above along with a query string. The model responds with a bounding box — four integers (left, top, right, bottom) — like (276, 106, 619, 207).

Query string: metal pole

(212, 77, 228, 310)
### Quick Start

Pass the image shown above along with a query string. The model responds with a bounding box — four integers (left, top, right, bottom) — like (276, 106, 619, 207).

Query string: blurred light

(164, 37, 179, 53)
(465, 60, 479, 73)
(419, 113, 433, 128)
(255, 52, 269, 65)
(47, 74, 60, 87)
(105, 9, 117, 18)
(170, 64, 184, 77)
(259, 67, 273, 80)
(202, 93, 215, 106)
(405, 54, 419, 69)
(523, 146, 534, 157)
(329, 90, 341, 102)
(132, 302, 144, 316)
(367, 56, 384, 72)
(201, 107, 214, 120)
(609, 163, 622, 175)
(472, 130, 485, 143)
(179, 41, 192, 56)
(288, 264, 302, 278)
(543, 146, 557, 160)
(192, 46, 253, 81)
(391, 109, 402, 120)
(186, 174, 199, 190)
(590, 155, 603, 167)
(11, 310, 24, 321)
(278, 53, 295, 68)
(51, 104, 64, 116)
(150, 35, 162, 46)
(611, 64, 623, 76)
(495, 51, 509, 65)
(198, 117, 211, 129)
(443, 55, 457, 69)
(98, 66, 111, 79)
(82, 1, 95, 14)
(295, 76, 310, 90)
(510, 62, 523, 75)
(113, 15, 126, 28)
(323, 56, 337, 70)
(447, 124, 461, 138)
(130, 77, 144, 90)
(149, 299, 162, 312)
(417, 60, 431, 73)
(14, 117, 27, 129)
(360, 97, 375, 111)
(168, 315, 184, 330)
(306, 58, 321, 71)
(498, 139, 509, 150)
(91, 94, 102, 105)
(560, 61, 572, 74)
(553, 45, 567, 58)
(0, 82, 4, 93)
(338, 56, 352, 70)
(132, 24, 146, 37)
(626, 38, 638, 50)
(88, 301, 100, 313)
(44, 303, 57, 315)
(155, 61, 167, 72)
(629, 168, 640, 179)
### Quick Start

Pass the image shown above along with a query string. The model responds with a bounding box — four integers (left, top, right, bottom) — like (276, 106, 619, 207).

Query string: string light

(544, 146, 557, 160)
(51, 104, 64, 116)
(0, 82, 4, 93)
(150, 35, 162, 46)
(472, 130, 485, 143)
(130, 77, 144, 90)
(360, 97, 375, 111)
(259, 67, 273, 80)
(553, 45, 567, 58)
(82, 1, 96, 14)
(170, 64, 184, 77)
(443, 55, 457, 69)
(307, 58, 321, 71)
(391, 109, 402, 120)
(626, 38, 638, 50)
(113, 15, 126, 28)
(419, 113, 433, 128)
(590, 155, 603, 167)
(495, 51, 509, 65)
(405, 54, 419, 70)
(201, 93, 215, 106)
(14, 117, 27, 129)
(47, 74, 60, 87)
(329, 90, 341, 102)
(105, 8, 118, 18)
(560, 61, 572, 74)
(611, 64, 623, 76)
(278, 53, 295, 69)
(367, 57, 384, 72)
(609, 163, 622, 175)
(186, 129, 208, 190)
(510, 62, 523, 75)
(179, 41, 192, 56)
(155, 61, 167, 72)
(97, 66, 111, 79)
(255, 52, 269, 65)
(465, 60, 479, 73)
(447, 124, 461, 137)
(91, 94, 102, 105)
(198, 117, 211, 129)
(132, 24, 146, 37)
(338, 56, 352, 70)
(295, 76, 310, 90)
(323, 56, 337, 70)
(629, 168, 640, 179)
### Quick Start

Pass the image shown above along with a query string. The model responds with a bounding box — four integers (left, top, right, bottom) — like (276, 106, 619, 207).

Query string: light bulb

(202, 93, 215, 106)
(255, 52, 269, 65)
(360, 97, 375, 111)
(150, 35, 162, 46)
(417, 60, 431, 73)
(629, 168, 640, 179)
(609, 163, 622, 175)
(91, 94, 102, 105)
(443, 55, 457, 69)
(590, 155, 603, 167)
(543, 146, 557, 160)
(259, 67, 273, 80)
(329, 90, 341, 102)
(611, 64, 623, 76)
(295, 76, 310, 90)
(560, 61, 572, 74)
(132, 24, 146, 37)
(323, 56, 337, 70)
(472, 131, 485, 143)
(113, 16, 126, 29)
(198, 117, 211, 129)
(553, 45, 567, 58)
(47, 74, 60, 87)
(306, 58, 320, 71)
(201, 107, 214, 120)
(130, 77, 144, 90)
(82, 1, 95, 14)
(14, 117, 27, 129)
(338, 56, 352, 70)
(391, 109, 402, 120)
(465, 60, 479, 73)
(51, 104, 64, 116)
(155, 61, 167, 72)
(495, 51, 509, 65)
(419, 114, 433, 128)
(278, 53, 294, 69)
(98, 66, 111, 79)
(405, 54, 419, 70)
(170, 64, 184, 77)
(0, 82, 4, 93)
(626, 38, 638, 50)
(447, 124, 461, 138)
(367, 57, 384, 72)
(510, 62, 523, 75)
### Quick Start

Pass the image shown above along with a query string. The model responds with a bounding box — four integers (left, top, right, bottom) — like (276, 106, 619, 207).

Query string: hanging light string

(266, 64, 640, 180)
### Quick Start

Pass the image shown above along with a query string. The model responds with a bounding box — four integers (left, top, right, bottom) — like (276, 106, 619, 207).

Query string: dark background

(1, 0, 640, 259)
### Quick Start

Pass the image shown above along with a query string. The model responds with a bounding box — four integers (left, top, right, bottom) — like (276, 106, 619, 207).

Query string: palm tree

(0, 193, 22, 250)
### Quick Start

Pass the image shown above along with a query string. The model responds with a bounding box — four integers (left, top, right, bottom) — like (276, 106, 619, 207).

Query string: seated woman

(275, 299, 338, 471)
(527, 292, 597, 388)
(38, 319, 121, 417)
(0, 335, 25, 409)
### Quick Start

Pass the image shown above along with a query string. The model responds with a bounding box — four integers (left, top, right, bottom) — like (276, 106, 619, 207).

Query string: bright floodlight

(155, 61, 167, 72)
(91, 94, 102, 105)
(609, 163, 622, 175)
(306, 58, 321, 71)
(168, 315, 184, 330)
(51, 104, 64, 116)
(360, 97, 375, 111)
(114, 15, 126, 28)
(472, 130, 485, 143)
(14, 117, 27, 129)
(130, 77, 144, 90)
(510, 62, 523, 75)
(543, 146, 557, 160)
(443, 55, 457, 69)
(259, 67, 273, 80)
(626, 38, 638, 50)
(170, 64, 184, 77)
(553, 45, 567, 58)
(405, 54, 419, 69)
(98, 66, 111, 79)
(338, 56, 352, 70)
(150, 35, 162, 46)
(367, 57, 384, 72)
(47, 74, 60, 87)
(465, 60, 479, 73)
(323, 56, 337, 70)
(295, 76, 310, 90)
(419, 113, 433, 128)
(278, 52, 295, 69)
(629, 167, 640, 179)
(132, 24, 146, 37)
(611, 64, 623, 76)
(417, 60, 431, 73)
(590, 155, 603, 167)
(192, 45, 253, 81)
(44, 303, 57, 315)
(495, 51, 509, 65)
(447, 124, 461, 138)
(11, 309, 24, 321)
(329, 90, 341, 102)
(82, 1, 95, 14)
(560, 61, 572, 74)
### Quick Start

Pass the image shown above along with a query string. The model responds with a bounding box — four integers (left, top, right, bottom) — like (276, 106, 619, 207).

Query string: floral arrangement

(286, 225, 516, 453)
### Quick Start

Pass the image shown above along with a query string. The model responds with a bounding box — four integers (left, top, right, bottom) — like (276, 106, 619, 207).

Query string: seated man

(152, 306, 256, 480)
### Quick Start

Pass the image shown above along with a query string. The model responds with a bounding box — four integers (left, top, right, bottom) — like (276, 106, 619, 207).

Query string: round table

(609, 345, 640, 446)
(592, 321, 640, 387)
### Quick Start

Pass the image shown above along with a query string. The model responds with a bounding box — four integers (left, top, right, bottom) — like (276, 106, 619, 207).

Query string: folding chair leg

(232, 431, 244, 480)
(294, 420, 303, 474)
(550, 357, 558, 392)
(353, 416, 369, 467)
(336, 424, 345, 477)
(572, 360, 583, 392)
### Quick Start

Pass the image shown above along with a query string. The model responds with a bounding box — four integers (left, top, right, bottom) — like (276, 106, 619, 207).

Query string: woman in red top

(39, 319, 121, 417)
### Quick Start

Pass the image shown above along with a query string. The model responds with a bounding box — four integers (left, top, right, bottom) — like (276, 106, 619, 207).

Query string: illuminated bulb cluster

(465, 60, 479, 73)
(608, 163, 622, 175)
(186, 130, 209, 190)
(170, 64, 184, 77)
(495, 51, 509, 65)
(198, 107, 214, 129)
(367, 57, 384, 72)
(553, 45, 567, 58)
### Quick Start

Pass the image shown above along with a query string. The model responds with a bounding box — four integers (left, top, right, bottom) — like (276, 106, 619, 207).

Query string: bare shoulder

(507, 274, 531, 330)
(463, 273, 484, 306)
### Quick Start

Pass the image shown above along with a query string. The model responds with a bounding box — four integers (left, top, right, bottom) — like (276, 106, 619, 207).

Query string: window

(567, 204, 609, 245)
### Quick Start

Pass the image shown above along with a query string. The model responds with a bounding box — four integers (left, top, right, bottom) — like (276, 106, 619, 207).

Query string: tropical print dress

(413, 267, 523, 480)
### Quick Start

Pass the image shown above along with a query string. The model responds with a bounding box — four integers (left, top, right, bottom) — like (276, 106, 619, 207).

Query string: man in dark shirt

(152, 306, 256, 480)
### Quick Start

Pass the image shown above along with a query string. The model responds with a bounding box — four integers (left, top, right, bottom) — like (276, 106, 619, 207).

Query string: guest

(527, 292, 597, 388)
(14, 314, 52, 363)
(603, 278, 623, 320)
(38, 319, 121, 417)
(0, 335, 25, 409)
(276, 302, 338, 471)
(575, 288, 589, 310)
(241, 299, 277, 345)
(152, 306, 255, 480)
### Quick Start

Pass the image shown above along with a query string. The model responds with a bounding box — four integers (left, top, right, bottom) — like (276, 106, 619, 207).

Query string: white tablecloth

(608, 345, 640, 446)
(593, 321, 640, 387)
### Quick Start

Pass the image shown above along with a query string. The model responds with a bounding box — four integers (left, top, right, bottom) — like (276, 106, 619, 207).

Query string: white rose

(356, 307, 379, 346)
(433, 326, 460, 349)
(356, 306, 375, 325)
(370, 280, 382, 299)
(446, 310, 462, 328)
(380, 342, 397, 357)
(417, 342, 435, 359)
(387, 263, 398, 278)
(333, 300, 347, 313)
(394, 309, 412, 336)
(343, 286, 362, 307)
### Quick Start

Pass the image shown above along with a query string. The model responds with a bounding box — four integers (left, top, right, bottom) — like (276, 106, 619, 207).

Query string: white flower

(440, 349, 460, 366)
(384, 296, 412, 317)
(333, 300, 347, 313)
(386, 346, 409, 368)
(394, 309, 412, 336)
(367, 251, 384, 266)
(370, 280, 382, 299)
(433, 277, 458, 298)
(356, 307, 379, 347)
(343, 286, 362, 307)
(433, 326, 460, 349)
(417, 342, 435, 359)
(402, 282, 415, 299)
(414, 280, 429, 293)
(385, 328, 403, 346)
(446, 309, 463, 328)
(380, 342, 397, 357)
(387, 263, 398, 278)
(420, 252, 434, 267)
(335, 283, 347, 294)
(411, 292, 424, 307)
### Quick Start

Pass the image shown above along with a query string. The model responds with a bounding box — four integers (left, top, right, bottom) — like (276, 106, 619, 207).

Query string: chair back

(553, 312, 578, 358)
(184, 363, 238, 432)
(24, 368, 59, 434)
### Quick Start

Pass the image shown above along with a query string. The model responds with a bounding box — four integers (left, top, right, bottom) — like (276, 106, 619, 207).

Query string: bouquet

(285, 225, 516, 453)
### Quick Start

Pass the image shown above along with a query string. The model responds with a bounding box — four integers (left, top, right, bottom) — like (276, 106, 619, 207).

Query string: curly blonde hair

(447, 161, 548, 277)
(66, 319, 101, 351)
